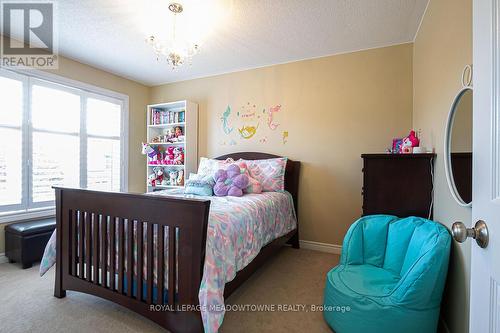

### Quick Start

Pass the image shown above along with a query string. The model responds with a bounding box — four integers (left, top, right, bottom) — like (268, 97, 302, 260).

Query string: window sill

(0, 208, 55, 225)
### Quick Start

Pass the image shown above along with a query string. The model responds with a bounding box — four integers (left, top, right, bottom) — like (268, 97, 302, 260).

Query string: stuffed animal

(177, 169, 184, 186)
(169, 170, 178, 186)
(401, 130, 420, 154)
(165, 146, 175, 165)
(141, 143, 156, 158)
(173, 147, 184, 165)
(153, 167, 164, 184)
(213, 164, 249, 197)
(142, 143, 159, 164)
(148, 172, 158, 187)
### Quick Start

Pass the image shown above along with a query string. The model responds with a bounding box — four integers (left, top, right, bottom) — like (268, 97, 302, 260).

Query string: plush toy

(142, 143, 159, 164)
(173, 147, 184, 165)
(153, 167, 164, 184)
(141, 143, 156, 158)
(177, 170, 184, 186)
(213, 164, 249, 197)
(165, 146, 175, 165)
(148, 172, 158, 187)
(401, 130, 420, 154)
(169, 170, 178, 186)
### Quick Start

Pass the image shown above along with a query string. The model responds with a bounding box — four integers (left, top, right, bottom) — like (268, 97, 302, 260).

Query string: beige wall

(150, 43, 413, 246)
(413, 0, 472, 332)
(0, 49, 149, 254)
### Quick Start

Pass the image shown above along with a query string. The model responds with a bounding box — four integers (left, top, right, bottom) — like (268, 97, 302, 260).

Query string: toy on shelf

(148, 173, 156, 187)
(150, 126, 185, 144)
(153, 167, 164, 184)
(142, 143, 160, 164)
(165, 146, 175, 165)
(177, 170, 184, 186)
(173, 146, 184, 165)
(147, 167, 184, 187)
(169, 170, 178, 186)
(165, 126, 184, 143)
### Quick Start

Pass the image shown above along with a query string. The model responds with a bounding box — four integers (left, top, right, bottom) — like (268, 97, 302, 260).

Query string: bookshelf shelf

(148, 122, 186, 128)
(147, 142, 185, 146)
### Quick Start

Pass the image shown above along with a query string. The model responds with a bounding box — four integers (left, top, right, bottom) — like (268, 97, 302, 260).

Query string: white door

(471, 0, 500, 331)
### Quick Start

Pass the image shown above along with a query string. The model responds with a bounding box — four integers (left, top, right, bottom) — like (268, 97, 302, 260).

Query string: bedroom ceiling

(5, 0, 429, 86)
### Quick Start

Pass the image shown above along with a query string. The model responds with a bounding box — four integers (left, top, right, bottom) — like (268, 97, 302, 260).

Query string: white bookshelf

(146, 100, 198, 192)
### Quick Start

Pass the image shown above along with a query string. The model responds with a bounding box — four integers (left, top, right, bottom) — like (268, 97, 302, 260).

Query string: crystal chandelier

(146, 3, 200, 69)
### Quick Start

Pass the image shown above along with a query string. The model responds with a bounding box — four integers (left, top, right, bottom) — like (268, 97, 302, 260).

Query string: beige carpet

(0, 248, 338, 333)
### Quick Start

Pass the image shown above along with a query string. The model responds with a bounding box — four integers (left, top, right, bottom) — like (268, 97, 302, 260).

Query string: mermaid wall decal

(238, 123, 259, 139)
(268, 104, 281, 130)
(221, 105, 233, 134)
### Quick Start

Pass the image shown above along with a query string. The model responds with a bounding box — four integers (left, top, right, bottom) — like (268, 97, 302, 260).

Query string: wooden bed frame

(53, 152, 300, 333)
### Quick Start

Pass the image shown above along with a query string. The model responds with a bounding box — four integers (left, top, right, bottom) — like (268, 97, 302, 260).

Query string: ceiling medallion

(146, 2, 200, 70)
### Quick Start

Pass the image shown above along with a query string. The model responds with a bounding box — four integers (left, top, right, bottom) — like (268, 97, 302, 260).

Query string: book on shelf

(151, 108, 186, 125)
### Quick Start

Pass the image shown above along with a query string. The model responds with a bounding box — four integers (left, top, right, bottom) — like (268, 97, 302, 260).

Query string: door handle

(451, 220, 489, 248)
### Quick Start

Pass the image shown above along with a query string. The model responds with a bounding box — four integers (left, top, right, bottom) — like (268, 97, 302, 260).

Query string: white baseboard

(299, 240, 342, 254)
(0, 253, 8, 264)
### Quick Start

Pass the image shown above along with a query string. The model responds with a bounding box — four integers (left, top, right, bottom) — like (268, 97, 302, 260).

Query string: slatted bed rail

(54, 187, 211, 332)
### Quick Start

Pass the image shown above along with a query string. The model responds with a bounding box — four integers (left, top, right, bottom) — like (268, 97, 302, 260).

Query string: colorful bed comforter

(40, 190, 297, 333)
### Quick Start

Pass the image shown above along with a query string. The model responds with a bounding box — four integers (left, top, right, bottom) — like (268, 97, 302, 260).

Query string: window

(0, 69, 128, 218)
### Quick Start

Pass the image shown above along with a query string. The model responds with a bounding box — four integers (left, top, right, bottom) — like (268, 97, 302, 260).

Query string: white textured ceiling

(6, 0, 429, 86)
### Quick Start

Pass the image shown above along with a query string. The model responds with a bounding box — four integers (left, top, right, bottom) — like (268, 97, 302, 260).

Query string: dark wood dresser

(361, 153, 436, 219)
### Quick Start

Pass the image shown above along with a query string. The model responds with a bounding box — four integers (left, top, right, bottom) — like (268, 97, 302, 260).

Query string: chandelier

(146, 3, 200, 69)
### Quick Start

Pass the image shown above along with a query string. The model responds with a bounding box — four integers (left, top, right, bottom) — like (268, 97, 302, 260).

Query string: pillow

(235, 161, 262, 194)
(241, 157, 287, 192)
(213, 164, 249, 197)
(184, 174, 215, 196)
(197, 157, 234, 177)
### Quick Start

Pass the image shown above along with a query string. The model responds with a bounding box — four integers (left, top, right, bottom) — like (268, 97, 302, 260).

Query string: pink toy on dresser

(401, 130, 420, 154)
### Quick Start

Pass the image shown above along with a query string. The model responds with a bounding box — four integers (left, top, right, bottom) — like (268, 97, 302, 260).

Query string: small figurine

(174, 126, 183, 137)
(164, 128, 175, 143)
(169, 170, 178, 186)
(177, 169, 184, 186)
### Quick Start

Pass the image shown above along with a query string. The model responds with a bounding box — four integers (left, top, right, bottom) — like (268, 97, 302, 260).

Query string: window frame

(0, 67, 129, 223)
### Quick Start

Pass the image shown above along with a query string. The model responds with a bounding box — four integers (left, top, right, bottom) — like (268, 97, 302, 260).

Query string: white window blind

(0, 69, 128, 218)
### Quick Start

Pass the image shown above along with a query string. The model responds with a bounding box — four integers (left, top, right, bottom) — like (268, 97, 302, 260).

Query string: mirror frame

(444, 86, 473, 207)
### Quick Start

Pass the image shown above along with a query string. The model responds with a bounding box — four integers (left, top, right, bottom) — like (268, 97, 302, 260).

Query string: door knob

(451, 220, 489, 248)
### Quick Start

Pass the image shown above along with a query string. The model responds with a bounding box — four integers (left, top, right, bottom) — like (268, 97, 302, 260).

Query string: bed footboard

(54, 187, 210, 333)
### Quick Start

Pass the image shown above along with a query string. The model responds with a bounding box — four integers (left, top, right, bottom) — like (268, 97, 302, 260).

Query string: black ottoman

(5, 218, 56, 269)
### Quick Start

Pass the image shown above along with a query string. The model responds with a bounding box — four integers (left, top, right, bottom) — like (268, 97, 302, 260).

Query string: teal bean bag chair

(323, 215, 451, 333)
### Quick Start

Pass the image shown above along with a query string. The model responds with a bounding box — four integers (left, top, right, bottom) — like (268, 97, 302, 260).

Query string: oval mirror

(444, 87, 473, 207)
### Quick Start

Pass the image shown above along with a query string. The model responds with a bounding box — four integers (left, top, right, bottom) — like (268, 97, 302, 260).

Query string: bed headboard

(215, 152, 301, 215)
